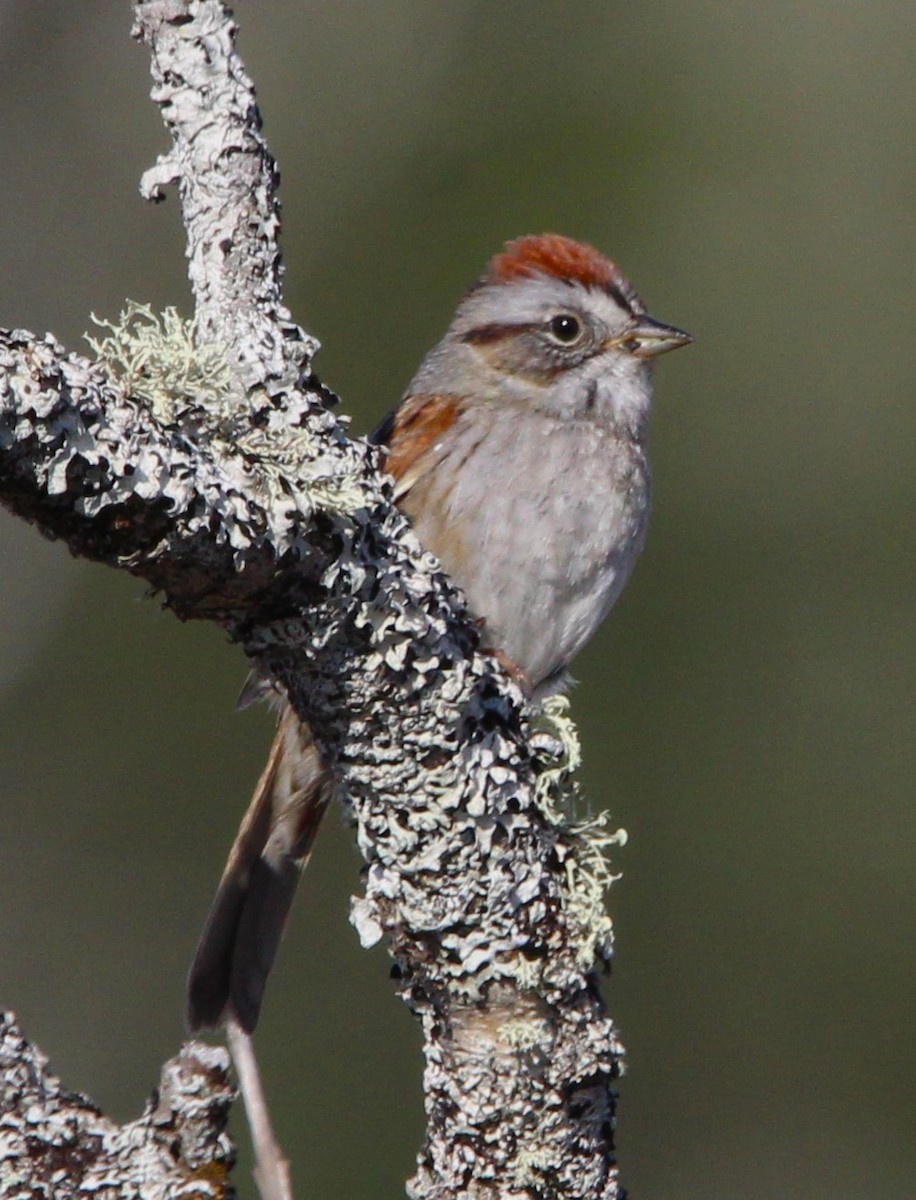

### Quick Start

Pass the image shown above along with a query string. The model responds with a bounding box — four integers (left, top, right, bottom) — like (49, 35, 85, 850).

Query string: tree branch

(0, 1012, 235, 1197)
(0, 3, 626, 1196)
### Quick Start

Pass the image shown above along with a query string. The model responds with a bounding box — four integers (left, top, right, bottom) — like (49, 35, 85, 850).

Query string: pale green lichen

(86, 302, 234, 423)
(531, 694, 583, 823)
(512, 954, 544, 993)
(514, 1146, 561, 1189)
(233, 418, 371, 517)
(498, 1017, 550, 1050)
(562, 813, 627, 971)
(86, 303, 368, 520)
(531, 695, 628, 974)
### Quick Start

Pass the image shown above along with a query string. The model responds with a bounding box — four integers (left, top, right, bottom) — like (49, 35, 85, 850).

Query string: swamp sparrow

(187, 234, 691, 1031)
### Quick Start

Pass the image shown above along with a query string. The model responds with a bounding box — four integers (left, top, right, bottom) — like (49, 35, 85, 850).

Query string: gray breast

(406, 405, 650, 689)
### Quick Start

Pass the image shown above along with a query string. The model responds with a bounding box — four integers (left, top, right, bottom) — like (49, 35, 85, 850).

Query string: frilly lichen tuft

(86, 302, 234, 423)
(86, 302, 370, 525)
(531, 694, 628, 974)
(531, 694, 582, 823)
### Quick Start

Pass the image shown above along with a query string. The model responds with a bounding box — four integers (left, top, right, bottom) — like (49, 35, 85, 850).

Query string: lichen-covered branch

(134, 0, 310, 379)
(0, 1013, 235, 1198)
(0, 2, 627, 1196)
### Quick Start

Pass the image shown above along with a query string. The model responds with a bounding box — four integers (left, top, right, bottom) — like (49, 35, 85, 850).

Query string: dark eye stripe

(461, 321, 539, 345)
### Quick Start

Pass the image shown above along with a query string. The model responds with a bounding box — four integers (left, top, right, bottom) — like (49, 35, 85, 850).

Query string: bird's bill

(611, 316, 694, 358)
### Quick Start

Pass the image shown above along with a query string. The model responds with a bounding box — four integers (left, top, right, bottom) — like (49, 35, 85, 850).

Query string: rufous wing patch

(375, 393, 465, 500)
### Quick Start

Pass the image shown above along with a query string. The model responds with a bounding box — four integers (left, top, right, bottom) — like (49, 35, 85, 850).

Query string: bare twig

(226, 1020, 294, 1200)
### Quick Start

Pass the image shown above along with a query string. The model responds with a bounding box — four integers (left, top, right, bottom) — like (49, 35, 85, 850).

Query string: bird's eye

(547, 313, 582, 343)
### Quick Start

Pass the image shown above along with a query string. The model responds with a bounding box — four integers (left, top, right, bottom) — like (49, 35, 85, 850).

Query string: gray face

(455, 273, 642, 378)
(409, 271, 683, 433)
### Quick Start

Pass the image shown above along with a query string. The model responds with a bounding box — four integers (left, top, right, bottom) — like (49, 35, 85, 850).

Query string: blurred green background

(1, 2, 913, 1196)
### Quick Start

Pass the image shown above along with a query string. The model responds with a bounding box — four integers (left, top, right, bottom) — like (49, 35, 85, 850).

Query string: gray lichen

(0, 1013, 235, 1199)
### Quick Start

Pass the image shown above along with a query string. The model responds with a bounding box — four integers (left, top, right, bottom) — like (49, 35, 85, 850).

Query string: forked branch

(0, 4, 625, 1197)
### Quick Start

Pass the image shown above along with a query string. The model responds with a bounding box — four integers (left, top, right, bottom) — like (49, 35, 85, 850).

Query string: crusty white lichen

(291, 515, 627, 1196)
(341, 677, 627, 1001)
(498, 1015, 552, 1050)
(0, 1013, 235, 1197)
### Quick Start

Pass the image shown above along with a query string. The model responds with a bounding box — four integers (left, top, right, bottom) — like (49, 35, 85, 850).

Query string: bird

(187, 233, 692, 1032)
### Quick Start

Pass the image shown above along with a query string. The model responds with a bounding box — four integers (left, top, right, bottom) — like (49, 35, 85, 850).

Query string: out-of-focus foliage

(0, 3, 912, 1197)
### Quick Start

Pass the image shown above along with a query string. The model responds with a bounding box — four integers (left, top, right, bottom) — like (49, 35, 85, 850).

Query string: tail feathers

(187, 707, 330, 1033)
